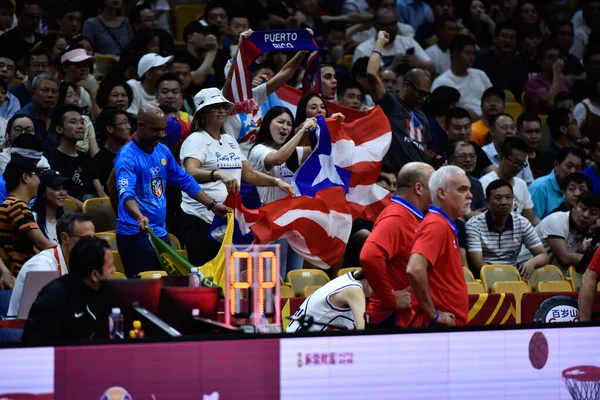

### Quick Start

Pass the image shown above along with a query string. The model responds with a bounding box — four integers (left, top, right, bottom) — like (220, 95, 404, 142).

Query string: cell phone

(406, 48, 415, 55)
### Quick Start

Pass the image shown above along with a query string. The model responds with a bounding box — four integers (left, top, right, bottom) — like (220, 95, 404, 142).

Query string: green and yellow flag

(148, 213, 234, 290)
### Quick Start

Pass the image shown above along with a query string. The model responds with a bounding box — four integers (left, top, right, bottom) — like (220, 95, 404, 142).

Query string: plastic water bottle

(108, 307, 124, 339)
(192, 308, 200, 318)
(189, 267, 201, 288)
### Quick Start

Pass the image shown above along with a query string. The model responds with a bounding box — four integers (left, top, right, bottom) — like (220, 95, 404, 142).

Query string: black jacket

(22, 275, 98, 345)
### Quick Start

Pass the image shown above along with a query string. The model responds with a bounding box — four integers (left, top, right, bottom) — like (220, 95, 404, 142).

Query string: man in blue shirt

(530, 147, 585, 220)
(16, 74, 60, 155)
(115, 104, 228, 277)
(397, 0, 434, 31)
(0, 56, 20, 120)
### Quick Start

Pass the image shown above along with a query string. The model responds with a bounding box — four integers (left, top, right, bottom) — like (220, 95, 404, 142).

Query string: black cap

(11, 134, 43, 152)
(4, 157, 46, 186)
(40, 169, 70, 187)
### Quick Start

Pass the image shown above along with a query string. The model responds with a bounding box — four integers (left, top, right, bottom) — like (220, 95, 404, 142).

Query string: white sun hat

(194, 87, 234, 113)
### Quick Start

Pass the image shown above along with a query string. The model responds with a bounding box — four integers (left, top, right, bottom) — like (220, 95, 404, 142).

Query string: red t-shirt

(588, 248, 600, 274)
(409, 209, 469, 327)
(360, 198, 423, 327)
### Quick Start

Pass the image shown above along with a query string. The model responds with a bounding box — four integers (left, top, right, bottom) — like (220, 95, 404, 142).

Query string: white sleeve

(544, 214, 568, 239)
(353, 43, 368, 64)
(480, 70, 493, 90)
(411, 39, 431, 61)
(251, 83, 268, 107)
(7, 272, 24, 317)
(179, 134, 207, 164)
(521, 182, 534, 210)
(574, 102, 587, 126)
(126, 80, 140, 115)
(247, 144, 272, 172)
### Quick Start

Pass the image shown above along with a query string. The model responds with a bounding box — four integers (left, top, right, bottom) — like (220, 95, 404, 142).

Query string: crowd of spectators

(0, 0, 599, 331)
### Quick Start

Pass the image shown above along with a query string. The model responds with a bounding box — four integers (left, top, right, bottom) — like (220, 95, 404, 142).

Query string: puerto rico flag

(293, 107, 393, 222)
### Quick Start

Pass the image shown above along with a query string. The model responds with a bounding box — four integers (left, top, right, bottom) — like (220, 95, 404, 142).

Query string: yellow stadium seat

(176, 249, 188, 260)
(174, 5, 206, 42)
(537, 280, 573, 292)
(302, 285, 322, 297)
(464, 267, 475, 283)
(343, 54, 353, 70)
(280, 285, 295, 298)
(480, 264, 522, 292)
(112, 251, 125, 275)
(138, 270, 167, 279)
(503, 89, 516, 103)
(112, 271, 127, 279)
(287, 269, 330, 297)
(467, 281, 486, 294)
(491, 281, 531, 323)
(569, 266, 582, 291)
(83, 197, 117, 232)
(528, 265, 564, 291)
(505, 102, 524, 121)
(96, 232, 117, 250)
(168, 233, 182, 250)
(63, 198, 79, 213)
(338, 267, 361, 277)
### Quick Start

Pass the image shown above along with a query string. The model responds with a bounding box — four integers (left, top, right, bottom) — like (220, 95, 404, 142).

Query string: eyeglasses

(505, 156, 528, 169)
(404, 80, 430, 98)
(452, 153, 477, 161)
(12, 127, 35, 135)
(209, 104, 230, 111)
(568, 119, 578, 125)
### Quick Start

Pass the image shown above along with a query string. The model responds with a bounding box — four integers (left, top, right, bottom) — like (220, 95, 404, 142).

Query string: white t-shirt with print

(126, 79, 159, 115)
(479, 171, 534, 215)
(179, 131, 246, 223)
(247, 143, 298, 205)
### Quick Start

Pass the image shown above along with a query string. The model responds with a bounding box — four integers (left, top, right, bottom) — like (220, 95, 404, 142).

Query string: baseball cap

(194, 87, 233, 113)
(161, 116, 182, 148)
(40, 169, 71, 188)
(4, 157, 46, 183)
(60, 48, 95, 64)
(137, 53, 173, 78)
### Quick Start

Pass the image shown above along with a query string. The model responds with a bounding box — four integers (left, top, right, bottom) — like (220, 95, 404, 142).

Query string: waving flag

(293, 107, 393, 221)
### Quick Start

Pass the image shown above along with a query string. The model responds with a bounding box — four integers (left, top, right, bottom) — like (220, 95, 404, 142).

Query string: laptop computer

(17, 271, 60, 319)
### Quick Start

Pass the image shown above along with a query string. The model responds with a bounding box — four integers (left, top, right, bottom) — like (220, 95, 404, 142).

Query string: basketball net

(563, 366, 600, 400)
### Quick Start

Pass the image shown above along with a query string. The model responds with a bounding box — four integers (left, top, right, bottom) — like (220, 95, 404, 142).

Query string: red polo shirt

(588, 248, 600, 274)
(409, 206, 469, 327)
(360, 196, 424, 327)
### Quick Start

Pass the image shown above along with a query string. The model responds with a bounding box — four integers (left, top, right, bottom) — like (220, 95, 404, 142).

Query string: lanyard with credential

(53, 247, 63, 277)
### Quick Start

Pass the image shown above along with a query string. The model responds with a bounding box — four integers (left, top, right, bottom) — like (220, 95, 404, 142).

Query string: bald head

(404, 69, 431, 86)
(136, 104, 167, 149)
(397, 162, 434, 191)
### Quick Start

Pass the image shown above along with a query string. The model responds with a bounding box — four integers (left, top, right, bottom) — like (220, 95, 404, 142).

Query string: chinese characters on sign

(297, 352, 354, 367)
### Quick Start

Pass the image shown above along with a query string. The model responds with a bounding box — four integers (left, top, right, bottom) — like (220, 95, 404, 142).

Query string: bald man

(367, 30, 433, 174)
(360, 162, 435, 328)
(115, 105, 229, 277)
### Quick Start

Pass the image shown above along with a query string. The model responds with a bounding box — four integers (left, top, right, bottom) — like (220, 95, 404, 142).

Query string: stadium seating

(174, 4, 206, 43)
(338, 267, 361, 277)
(467, 281, 486, 294)
(480, 264, 522, 292)
(280, 285, 295, 298)
(302, 285, 321, 297)
(491, 281, 530, 323)
(505, 102, 524, 121)
(112, 251, 125, 275)
(528, 265, 564, 291)
(463, 267, 475, 283)
(63, 198, 78, 213)
(287, 269, 330, 297)
(112, 272, 127, 279)
(537, 280, 573, 292)
(569, 266, 582, 291)
(176, 249, 188, 260)
(83, 197, 117, 233)
(138, 270, 168, 279)
(169, 233, 182, 250)
(96, 232, 117, 251)
(503, 89, 516, 102)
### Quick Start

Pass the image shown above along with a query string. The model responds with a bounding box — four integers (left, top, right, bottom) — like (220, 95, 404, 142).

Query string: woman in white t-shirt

(180, 88, 295, 266)
(247, 106, 317, 278)
(32, 170, 69, 247)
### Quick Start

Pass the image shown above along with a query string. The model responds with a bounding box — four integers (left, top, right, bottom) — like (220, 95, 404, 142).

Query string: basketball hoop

(563, 366, 600, 400)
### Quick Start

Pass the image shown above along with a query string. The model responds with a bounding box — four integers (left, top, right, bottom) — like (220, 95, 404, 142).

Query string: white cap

(60, 48, 94, 64)
(137, 53, 173, 78)
(194, 87, 233, 113)
(111, 307, 121, 314)
(191, 267, 198, 273)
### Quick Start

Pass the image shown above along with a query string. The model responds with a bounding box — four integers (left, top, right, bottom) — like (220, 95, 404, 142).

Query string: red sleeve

(360, 214, 404, 310)
(588, 248, 600, 275)
(411, 220, 442, 267)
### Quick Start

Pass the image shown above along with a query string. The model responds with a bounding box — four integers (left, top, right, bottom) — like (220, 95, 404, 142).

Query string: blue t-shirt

(582, 166, 600, 194)
(115, 140, 201, 237)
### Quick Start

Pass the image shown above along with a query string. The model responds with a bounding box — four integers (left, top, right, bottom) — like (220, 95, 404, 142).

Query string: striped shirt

(466, 211, 541, 266)
(0, 195, 40, 276)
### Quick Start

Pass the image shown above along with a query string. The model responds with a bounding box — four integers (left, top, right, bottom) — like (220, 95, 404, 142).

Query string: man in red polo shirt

(407, 165, 472, 327)
(360, 162, 435, 328)
(579, 247, 600, 321)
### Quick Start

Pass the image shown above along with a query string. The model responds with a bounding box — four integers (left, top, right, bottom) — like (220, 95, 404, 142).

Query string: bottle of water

(189, 267, 201, 288)
(108, 307, 124, 339)
(192, 308, 200, 318)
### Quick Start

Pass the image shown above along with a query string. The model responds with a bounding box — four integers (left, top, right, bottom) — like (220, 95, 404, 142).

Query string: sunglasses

(404, 80, 430, 98)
